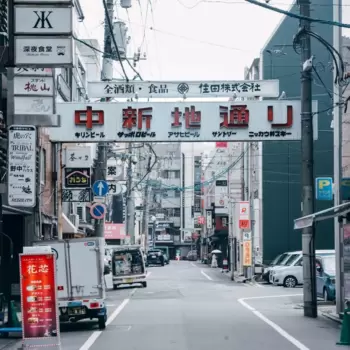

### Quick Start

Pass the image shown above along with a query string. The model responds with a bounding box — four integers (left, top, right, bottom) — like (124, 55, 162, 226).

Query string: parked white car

(271, 250, 335, 287)
(268, 251, 301, 283)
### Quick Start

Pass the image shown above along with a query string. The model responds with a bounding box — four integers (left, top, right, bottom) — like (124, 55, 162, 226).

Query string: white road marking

(201, 270, 213, 281)
(191, 262, 197, 267)
(106, 304, 115, 307)
(79, 290, 136, 350)
(238, 294, 308, 350)
(255, 283, 264, 288)
(147, 271, 152, 277)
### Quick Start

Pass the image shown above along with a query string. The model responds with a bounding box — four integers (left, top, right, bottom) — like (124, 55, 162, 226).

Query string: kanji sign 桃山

(49, 101, 318, 143)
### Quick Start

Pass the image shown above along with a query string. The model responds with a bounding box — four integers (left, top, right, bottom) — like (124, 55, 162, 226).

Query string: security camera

(131, 155, 138, 165)
(265, 0, 270, 3)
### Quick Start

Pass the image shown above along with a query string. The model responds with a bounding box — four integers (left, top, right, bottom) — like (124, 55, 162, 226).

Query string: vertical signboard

(344, 224, 350, 300)
(239, 201, 250, 229)
(20, 253, 60, 347)
(193, 156, 202, 216)
(8, 125, 36, 207)
(215, 179, 228, 208)
(315, 177, 333, 201)
(206, 210, 213, 229)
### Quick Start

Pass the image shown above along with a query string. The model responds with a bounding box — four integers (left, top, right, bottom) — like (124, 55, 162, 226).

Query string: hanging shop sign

(8, 125, 36, 207)
(64, 146, 92, 167)
(206, 210, 213, 229)
(19, 252, 60, 348)
(61, 188, 92, 202)
(14, 6, 73, 35)
(14, 67, 53, 76)
(49, 101, 318, 143)
(15, 37, 73, 67)
(88, 80, 280, 98)
(14, 96, 54, 115)
(64, 167, 91, 188)
(238, 201, 250, 230)
(243, 240, 252, 267)
(14, 76, 54, 96)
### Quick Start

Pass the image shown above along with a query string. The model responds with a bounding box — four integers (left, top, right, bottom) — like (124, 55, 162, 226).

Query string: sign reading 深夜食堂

(48, 101, 318, 143)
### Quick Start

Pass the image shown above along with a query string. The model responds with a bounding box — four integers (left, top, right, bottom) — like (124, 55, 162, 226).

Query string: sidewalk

(195, 261, 256, 285)
(0, 337, 22, 350)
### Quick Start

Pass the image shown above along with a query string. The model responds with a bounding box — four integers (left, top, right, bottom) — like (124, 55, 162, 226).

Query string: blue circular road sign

(90, 203, 106, 219)
(92, 180, 109, 197)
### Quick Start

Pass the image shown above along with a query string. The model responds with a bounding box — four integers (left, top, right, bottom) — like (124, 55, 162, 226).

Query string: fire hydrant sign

(19, 253, 60, 347)
(8, 125, 36, 207)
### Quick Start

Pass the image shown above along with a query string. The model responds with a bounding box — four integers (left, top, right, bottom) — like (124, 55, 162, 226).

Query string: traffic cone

(337, 308, 350, 345)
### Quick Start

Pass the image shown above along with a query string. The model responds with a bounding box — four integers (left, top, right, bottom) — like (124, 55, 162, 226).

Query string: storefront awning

(294, 202, 350, 229)
(62, 213, 77, 234)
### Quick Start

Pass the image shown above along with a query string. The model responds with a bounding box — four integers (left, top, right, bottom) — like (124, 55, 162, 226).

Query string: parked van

(271, 250, 335, 288)
(112, 245, 147, 290)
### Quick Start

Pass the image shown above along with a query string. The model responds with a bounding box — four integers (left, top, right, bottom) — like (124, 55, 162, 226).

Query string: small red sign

(104, 223, 126, 239)
(239, 219, 250, 229)
(216, 142, 227, 148)
(20, 254, 59, 343)
(197, 216, 205, 225)
(75, 106, 104, 129)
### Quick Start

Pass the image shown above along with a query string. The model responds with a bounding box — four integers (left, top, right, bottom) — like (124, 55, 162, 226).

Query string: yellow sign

(318, 179, 331, 189)
(243, 240, 252, 266)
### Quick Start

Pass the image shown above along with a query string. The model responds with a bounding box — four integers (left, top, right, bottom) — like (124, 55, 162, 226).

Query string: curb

(321, 311, 342, 324)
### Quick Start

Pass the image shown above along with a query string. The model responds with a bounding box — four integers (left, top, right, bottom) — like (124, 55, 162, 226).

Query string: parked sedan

(262, 252, 289, 283)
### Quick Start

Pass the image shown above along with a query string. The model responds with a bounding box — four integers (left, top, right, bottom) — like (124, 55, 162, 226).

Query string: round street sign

(92, 180, 109, 197)
(90, 203, 106, 220)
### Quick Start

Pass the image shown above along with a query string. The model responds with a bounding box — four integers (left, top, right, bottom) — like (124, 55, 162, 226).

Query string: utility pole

(299, 0, 317, 318)
(333, 0, 343, 315)
(141, 155, 152, 252)
(93, 144, 107, 237)
(126, 143, 135, 244)
(92, 0, 113, 238)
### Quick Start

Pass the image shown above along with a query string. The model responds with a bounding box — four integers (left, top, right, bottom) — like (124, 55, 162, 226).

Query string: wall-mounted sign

(8, 125, 36, 207)
(315, 177, 333, 201)
(64, 167, 91, 188)
(14, 67, 53, 76)
(49, 101, 318, 143)
(88, 80, 280, 99)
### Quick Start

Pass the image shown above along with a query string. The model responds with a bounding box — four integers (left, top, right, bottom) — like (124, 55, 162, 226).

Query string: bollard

(337, 307, 350, 345)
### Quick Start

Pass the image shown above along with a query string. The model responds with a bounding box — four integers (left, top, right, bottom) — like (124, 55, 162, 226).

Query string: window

(40, 148, 46, 184)
(175, 190, 181, 198)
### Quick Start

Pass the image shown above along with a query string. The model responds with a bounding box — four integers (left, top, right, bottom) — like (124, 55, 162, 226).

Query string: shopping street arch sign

(49, 100, 318, 143)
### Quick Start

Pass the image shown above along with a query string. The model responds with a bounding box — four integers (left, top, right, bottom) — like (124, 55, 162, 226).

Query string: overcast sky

(78, 0, 294, 81)
(79, 0, 349, 81)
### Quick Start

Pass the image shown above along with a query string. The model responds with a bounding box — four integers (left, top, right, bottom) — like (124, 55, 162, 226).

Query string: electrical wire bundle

(293, 28, 346, 86)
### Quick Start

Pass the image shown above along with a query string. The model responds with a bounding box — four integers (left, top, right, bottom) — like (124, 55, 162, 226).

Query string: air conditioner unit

(69, 214, 80, 228)
(76, 204, 86, 222)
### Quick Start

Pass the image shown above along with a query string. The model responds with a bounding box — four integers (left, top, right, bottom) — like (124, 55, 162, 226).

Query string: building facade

(260, 0, 334, 262)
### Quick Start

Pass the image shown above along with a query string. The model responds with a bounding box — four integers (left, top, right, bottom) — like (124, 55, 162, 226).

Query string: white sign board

(15, 6, 72, 34)
(15, 0, 71, 3)
(14, 76, 54, 96)
(14, 96, 53, 115)
(8, 125, 36, 207)
(64, 146, 92, 167)
(15, 67, 53, 76)
(206, 210, 212, 229)
(15, 37, 73, 67)
(88, 80, 280, 98)
(49, 101, 318, 143)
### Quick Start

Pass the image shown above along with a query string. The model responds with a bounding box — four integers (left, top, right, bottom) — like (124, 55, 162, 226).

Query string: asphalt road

(26, 261, 345, 350)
